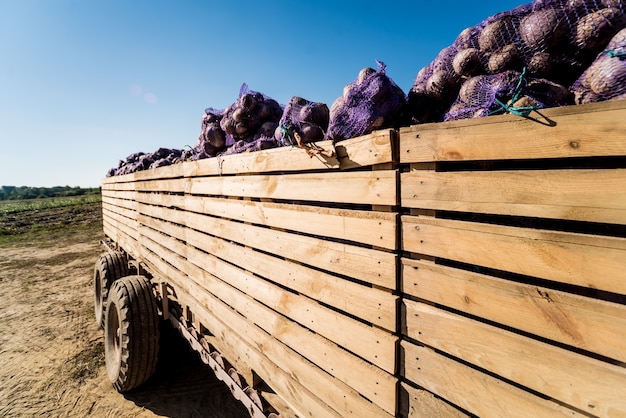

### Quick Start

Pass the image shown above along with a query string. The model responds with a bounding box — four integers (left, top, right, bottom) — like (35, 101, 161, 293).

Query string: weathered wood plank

(140, 242, 393, 418)
(184, 195, 398, 250)
(133, 162, 184, 180)
(400, 99, 626, 163)
(402, 259, 626, 363)
(184, 129, 395, 177)
(101, 195, 138, 212)
(401, 383, 470, 418)
(135, 178, 187, 193)
(139, 248, 343, 418)
(402, 342, 586, 418)
(186, 170, 397, 206)
(185, 245, 397, 374)
(402, 215, 626, 294)
(184, 260, 397, 414)
(404, 301, 626, 416)
(101, 189, 137, 201)
(401, 169, 626, 224)
(186, 227, 396, 331)
(185, 210, 396, 289)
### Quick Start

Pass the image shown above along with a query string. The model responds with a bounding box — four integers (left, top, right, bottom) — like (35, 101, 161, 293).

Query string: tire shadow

(123, 322, 250, 418)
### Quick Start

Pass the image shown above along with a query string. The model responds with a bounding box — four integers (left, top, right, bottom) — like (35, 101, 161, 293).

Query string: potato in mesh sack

(326, 61, 406, 143)
(275, 96, 329, 146)
(219, 83, 283, 151)
(571, 27, 626, 103)
(408, 0, 625, 124)
(444, 70, 570, 121)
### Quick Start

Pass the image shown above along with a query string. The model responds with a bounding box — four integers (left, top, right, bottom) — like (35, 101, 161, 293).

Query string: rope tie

(489, 67, 540, 117)
(605, 48, 626, 58)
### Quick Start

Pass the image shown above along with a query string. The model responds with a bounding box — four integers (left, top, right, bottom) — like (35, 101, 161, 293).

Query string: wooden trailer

(97, 99, 626, 417)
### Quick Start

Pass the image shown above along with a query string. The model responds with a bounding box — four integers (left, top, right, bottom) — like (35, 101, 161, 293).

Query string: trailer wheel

(94, 251, 128, 328)
(104, 275, 160, 392)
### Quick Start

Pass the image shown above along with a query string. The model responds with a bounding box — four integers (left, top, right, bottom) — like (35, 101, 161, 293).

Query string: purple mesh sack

(408, 0, 626, 123)
(444, 69, 570, 121)
(219, 83, 283, 146)
(196, 107, 226, 158)
(326, 61, 406, 143)
(571, 27, 626, 103)
(275, 96, 329, 146)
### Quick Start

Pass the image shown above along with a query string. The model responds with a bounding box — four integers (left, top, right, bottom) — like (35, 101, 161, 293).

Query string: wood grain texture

(402, 215, 626, 294)
(404, 301, 626, 416)
(400, 100, 626, 163)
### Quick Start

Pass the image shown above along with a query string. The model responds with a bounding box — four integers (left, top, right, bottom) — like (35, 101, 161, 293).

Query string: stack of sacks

(407, 0, 626, 123)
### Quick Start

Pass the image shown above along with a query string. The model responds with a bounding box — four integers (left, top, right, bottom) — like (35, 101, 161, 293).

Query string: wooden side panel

(402, 215, 626, 295)
(399, 101, 626, 417)
(186, 170, 397, 206)
(399, 100, 626, 163)
(402, 342, 586, 418)
(403, 259, 626, 363)
(101, 128, 400, 417)
(401, 169, 626, 224)
(404, 301, 626, 417)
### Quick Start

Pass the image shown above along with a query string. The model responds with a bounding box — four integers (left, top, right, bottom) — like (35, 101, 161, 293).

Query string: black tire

(94, 251, 128, 328)
(104, 275, 160, 392)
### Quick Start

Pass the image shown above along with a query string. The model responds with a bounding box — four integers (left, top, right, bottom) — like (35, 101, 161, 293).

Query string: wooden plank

(135, 178, 187, 193)
(403, 259, 626, 363)
(103, 219, 137, 256)
(186, 170, 397, 206)
(185, 245, 397, 374)
(185, 210, 396, 289)
(184, 129, 395, 177)
(401, 169, 626, 225)
(137, 203, 188, 227)
(133, 162, 184, 180)
(404, 301, 626, 416)
(102, 207, 138, 232)
(101, 195, 138, 212)
(185, 227, 396, 331)
(139, 248, 342, 418)
(139, 224, 187, 260)
(138, 214, 186, 243)
(400, 99, 626, 163)
(334, 129, 396, 170)
(102, 201, 137, 221)
(401, 383, 470, 418)
(136, 191, 186, 209)
(101, 189, 137, 201)
(402, 215, 626, 295)
(184, 195, 398, 250)
(140, 243, 392, 418)
(101, 181, 137, 191)
(101, 172, 136, 185)
(184, 260, 397, 414)
(402, 342, 586, 418)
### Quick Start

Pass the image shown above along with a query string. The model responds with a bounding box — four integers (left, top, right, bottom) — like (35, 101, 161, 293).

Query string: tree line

(0, 185, 101, 201)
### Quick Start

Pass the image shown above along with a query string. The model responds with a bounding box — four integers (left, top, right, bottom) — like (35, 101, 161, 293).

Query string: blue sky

(0, 0, 526, 187)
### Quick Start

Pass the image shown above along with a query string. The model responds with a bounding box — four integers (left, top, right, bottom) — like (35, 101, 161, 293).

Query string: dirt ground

(0, 202, 249, 418)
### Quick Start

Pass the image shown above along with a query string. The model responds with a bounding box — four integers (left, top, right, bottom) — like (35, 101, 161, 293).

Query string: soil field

(0, 197, 249, 418)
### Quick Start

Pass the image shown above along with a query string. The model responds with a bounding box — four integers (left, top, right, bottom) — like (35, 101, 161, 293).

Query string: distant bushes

(0, 186, 101, 201)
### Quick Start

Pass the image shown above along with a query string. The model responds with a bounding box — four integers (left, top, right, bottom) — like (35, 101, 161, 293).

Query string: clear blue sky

(0, 0, 526, 187)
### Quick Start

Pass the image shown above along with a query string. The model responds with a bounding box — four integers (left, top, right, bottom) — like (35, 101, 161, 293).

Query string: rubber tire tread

(105, 275, 160, 392)
(94, 251, 128, 328)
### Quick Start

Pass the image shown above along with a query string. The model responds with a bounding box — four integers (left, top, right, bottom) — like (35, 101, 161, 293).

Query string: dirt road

(0, 202, 248, 417)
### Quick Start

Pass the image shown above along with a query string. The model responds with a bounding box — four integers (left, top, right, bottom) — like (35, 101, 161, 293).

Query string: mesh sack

(326, 61, 406, 143)
(571, 27, 626, 103)
(275, 96, 329, 146)
(107, 148, 183, 176)
(220, 83, 283, 145)
(409, 0, 626, 123)
(196, 107, 226, 158)
(444, 70, 570, 121)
